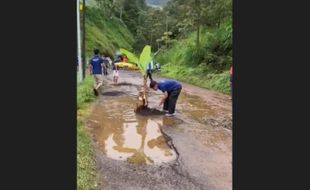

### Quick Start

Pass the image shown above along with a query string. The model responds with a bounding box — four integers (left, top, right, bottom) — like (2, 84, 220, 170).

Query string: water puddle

(88, 96, 177, 165)
(178, 92, 217, 123)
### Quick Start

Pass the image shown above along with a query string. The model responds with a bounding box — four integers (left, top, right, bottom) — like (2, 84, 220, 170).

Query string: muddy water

(178, 92, 217, 123)
(88, 88, 177, 165)
(87, 71, 232, 190)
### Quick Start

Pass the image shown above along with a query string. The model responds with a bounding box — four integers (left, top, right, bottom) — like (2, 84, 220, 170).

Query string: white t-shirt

(113, 70, 119, 77)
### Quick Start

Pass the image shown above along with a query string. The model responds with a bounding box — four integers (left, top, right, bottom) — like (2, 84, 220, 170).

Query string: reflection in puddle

(89, 97, 177, 165)
(103, 119, 176, 165)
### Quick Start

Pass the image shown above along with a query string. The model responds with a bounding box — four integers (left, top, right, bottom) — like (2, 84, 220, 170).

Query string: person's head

(94, 49, 100, 55)
(149, 80, 158, 90)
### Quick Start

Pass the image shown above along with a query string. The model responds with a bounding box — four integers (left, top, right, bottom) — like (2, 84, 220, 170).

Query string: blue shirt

(158, 80, 182, 92)
(90, 55, 104, 74)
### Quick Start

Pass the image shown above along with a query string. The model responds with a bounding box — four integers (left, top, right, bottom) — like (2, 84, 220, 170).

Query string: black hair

(149, 80, 157, 88)
(94, 49, 100, 55)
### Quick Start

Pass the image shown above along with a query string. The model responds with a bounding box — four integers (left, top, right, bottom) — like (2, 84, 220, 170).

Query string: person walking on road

(102, 55, 109, 76)
(112, 62, 119, 85)
(146, 60, 154, 81)
(149, 80, 182, 117)
(89, 49, 104, 96)
(114, 54, 122, 63)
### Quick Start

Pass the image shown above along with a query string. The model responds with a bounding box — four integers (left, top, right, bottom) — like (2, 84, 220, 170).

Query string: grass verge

(157, 63, 230, 95)
(77, 75, 99, 190)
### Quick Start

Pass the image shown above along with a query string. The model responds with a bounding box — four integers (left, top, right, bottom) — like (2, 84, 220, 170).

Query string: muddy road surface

(86, 71, 232, 190)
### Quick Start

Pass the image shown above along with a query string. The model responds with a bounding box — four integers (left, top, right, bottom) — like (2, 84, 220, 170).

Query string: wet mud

(86, 71, 232, 190)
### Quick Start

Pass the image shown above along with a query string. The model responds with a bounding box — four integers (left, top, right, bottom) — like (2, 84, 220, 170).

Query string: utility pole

(82, 0, 86, 80)
(77, 0, 82, 82)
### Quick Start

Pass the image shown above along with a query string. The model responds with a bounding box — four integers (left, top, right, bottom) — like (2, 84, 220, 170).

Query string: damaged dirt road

(86, 71, 232, 190)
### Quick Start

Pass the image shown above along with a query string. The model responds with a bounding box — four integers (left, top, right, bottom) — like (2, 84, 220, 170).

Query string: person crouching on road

(89, 49, 104, 96)
(149, 80, 182, 117)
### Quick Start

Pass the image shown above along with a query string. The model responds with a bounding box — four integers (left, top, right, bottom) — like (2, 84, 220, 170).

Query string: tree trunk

(218, 16, 221, 28)
(120, 8, 123, 21)
(196, 0, 201, 50)
(109, 6, 114, 18)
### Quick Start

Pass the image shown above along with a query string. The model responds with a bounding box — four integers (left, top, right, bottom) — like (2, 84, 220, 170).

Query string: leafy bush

(155, 19, 232, 94)
(77, 75, 98, 190)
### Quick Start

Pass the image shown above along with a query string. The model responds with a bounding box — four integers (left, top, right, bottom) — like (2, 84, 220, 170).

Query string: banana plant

(120, 45, 151, 75)
(120, 45, 152, 110)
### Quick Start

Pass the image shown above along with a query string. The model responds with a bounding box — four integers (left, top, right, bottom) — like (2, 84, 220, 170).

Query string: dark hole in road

(101, 91, 126, 96)
(135, 107, 165, 116)
(116, 82, 138, 86)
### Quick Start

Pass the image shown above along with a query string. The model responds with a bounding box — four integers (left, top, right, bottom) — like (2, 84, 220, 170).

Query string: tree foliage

(92, 0, 232, 71)
(120, 45, 152, 76)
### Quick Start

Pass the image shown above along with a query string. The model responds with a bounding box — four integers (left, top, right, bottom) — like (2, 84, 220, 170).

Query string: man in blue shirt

(89, 49, 104, 96)
(149, 80, 182, 116)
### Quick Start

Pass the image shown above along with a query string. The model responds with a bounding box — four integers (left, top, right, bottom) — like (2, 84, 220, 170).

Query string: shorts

(113, 70, 119, 77)
(94, 74, 103, 85)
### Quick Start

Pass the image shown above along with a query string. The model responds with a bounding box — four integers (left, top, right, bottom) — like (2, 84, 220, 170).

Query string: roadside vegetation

(77, 75, 98, 190)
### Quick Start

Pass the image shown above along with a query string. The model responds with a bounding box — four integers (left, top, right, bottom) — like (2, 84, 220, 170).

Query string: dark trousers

(103, 67, 108, 75)
(163, 88, 182, 114)
(147, 69, 153, 81)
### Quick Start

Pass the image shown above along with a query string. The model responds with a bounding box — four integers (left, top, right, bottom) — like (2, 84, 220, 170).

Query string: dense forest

(85, 0, 232, 93)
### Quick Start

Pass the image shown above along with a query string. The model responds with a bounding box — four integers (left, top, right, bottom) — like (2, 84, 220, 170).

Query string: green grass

(77, 75, 96, 109)
(158, 63, 230, 94)
(86, 7, 135, 58)
(77, 75, 99, 190)
(155, 25, 232, 95)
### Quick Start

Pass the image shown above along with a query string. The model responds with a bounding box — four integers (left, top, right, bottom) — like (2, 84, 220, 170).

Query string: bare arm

(159, 92, 168, 106)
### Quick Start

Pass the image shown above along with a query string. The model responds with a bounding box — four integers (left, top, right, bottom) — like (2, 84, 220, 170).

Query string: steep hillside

(85, 7, 134, 58)
(156, 22, 232, 94)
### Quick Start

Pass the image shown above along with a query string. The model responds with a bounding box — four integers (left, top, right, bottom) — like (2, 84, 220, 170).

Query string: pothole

(101, 118, 177, 165)
(101, 91, 126, 96)
(88, 96, 178, 165)
(135, 107, 165, 116)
